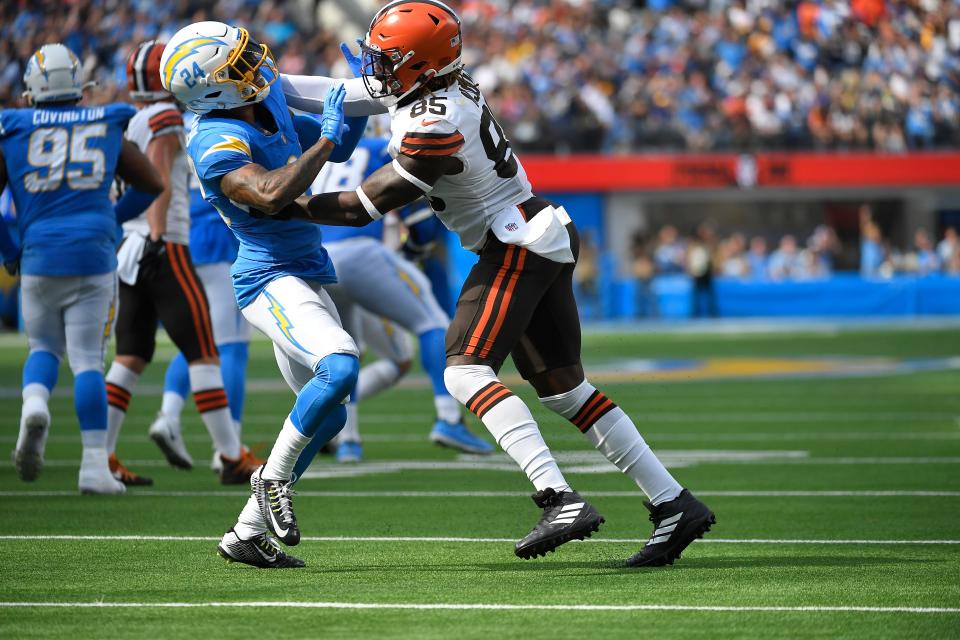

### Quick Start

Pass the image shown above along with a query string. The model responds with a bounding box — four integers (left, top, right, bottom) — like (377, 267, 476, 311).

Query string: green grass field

(1, 326, 959, 638)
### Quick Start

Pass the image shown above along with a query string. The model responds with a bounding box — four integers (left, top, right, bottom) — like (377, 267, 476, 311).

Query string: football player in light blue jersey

(308, 134, 493, 463)
(0, 44, 162, 494)
(162, 21, 366, 568)
(153, 110, 256, 475)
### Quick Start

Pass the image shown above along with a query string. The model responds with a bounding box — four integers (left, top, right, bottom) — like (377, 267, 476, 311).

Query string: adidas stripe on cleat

(626, 489, 716, 567)
(217, 529, 305, 568)
(515, 488, 604, 559)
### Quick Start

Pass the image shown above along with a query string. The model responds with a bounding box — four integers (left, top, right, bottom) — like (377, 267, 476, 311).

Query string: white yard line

(0, 489, 958, 498)
(0, 535, 957, 545)
(0, 601, 956, 614)
(5, 429, 959, 445)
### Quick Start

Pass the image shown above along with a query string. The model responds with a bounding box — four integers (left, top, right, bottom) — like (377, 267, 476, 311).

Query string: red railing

(520, 152, 960, 192)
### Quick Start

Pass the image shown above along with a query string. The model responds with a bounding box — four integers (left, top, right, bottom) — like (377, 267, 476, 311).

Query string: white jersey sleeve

(122, 101, 191, 245)
(387, 75, 533, 252)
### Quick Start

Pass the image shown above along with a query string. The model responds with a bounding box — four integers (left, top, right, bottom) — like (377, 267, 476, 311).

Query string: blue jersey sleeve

(292, 113, 323, 150)
(104, 103, 136, 130)
(292, 113, 369, 163)
(189, 124, 255, 182)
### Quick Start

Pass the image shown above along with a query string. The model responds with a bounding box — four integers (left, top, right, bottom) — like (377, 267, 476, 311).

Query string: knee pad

(443, 364, 498, 406)
(314, 352, 360, 401)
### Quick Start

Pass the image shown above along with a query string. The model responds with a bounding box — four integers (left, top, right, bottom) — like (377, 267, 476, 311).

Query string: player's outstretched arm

(281, 75, 388, 117)
(288, 154, 452, 227)
(114, 139, 165, 224)
(221, 85, 348, 215)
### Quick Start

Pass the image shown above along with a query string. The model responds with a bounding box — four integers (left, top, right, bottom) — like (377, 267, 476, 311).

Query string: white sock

(434, 394, 462, 424)
(189, 364, 241, 459)
(233, 494, 267, 539)
(81, 430, 108, 449)
(105, 363, 139, 454)
(262, 416, 311, 481)
(444, 365, 569, 493)
(161, 391, 185, 422)
(337, 401, 360, 444)
(356, 360, 402, 401)
(540, 380, 682, 505)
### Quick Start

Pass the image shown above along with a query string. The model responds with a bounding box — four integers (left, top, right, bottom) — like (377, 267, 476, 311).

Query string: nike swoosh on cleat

(254, 545, 277, 562)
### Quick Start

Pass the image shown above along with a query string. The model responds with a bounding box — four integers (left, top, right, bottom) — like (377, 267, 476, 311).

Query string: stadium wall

(447, 152, 960, 320)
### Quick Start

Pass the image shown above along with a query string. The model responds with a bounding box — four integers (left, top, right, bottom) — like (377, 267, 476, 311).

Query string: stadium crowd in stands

(632, 210, 960, 285)
(1, 0, 958, 153)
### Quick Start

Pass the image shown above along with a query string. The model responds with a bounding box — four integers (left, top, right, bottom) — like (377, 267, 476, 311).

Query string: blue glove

(321, 84, 348, 145)
(340, 42, 363, 79)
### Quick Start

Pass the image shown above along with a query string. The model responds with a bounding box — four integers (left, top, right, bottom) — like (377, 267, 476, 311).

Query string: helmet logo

(162, 37, 223, 88)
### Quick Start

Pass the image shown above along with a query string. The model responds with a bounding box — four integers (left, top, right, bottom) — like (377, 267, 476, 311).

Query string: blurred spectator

(807, 224, 840, 274)
(719, 232, 749, 277)
(908, 228, 940, 275)
(748, 236, 769, 279)
(653, 225, 685, 274)
(859, 206, 886, 277)
(768, 234, 803, 280)
(687, 222, 717, 317)
(630, 231, 657, 317)
(937, 227, 958, 265)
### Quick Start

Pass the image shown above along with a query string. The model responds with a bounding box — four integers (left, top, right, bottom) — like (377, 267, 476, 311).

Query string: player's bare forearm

(117, 140, 164, 195)
(293, 154, 451, 226)
(144, 135, 179, 239)
(221, 139, 334, 214)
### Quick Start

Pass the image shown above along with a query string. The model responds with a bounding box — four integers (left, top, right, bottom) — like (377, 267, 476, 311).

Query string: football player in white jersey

(310, 134, 493, 462)
(277, 0, 716, 567)
(104, 41, 258, 486)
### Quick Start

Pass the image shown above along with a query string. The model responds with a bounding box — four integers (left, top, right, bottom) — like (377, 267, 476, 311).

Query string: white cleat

(78, 449, 126, 495)
(149, 413, 194, 470)
(14, 398, 51, 482)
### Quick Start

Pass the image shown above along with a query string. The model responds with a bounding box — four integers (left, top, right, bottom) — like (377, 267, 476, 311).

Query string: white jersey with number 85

(386, 73, 533, 252)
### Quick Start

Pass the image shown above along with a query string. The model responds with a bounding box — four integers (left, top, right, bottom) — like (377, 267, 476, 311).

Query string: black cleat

(626, 489, 715, 567)
(108, 454, 153, 486)
(251, 466, 301, 546)
(217, 529, 305, 568)
(515, 487, 604, 559)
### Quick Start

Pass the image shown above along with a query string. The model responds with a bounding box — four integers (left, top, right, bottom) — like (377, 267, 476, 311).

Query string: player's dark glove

(140, 237, 167, 263)
(3, 258, 18, 276)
